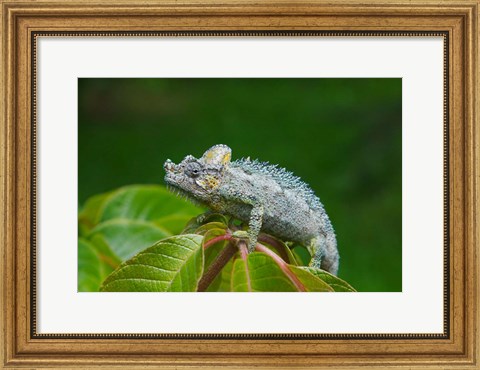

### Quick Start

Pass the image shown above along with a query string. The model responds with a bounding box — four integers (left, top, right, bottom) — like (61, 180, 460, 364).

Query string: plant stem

(255, 243, 307, 292)
(203, 233, 232, 250)
(237, 241, 252, 291)
(258, 234, 290, 262)
(197, 241, 237, 292)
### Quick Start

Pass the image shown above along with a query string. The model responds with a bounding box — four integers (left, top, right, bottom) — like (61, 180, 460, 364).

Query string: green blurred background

(78, 78, 402, 292)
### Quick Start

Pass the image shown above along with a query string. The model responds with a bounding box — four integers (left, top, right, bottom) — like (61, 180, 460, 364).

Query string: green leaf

(300, 267, 357, 292)
(99, 185, 202, 224)
(78, 191, 112, 235)
(259, 234, 299, 266)
(229, 251, 335, 292)
(153, 214, 195, 235)
(288, 266, 333, 292)
(87, 234, 122, 270)
(201, 213, 230, 225)
(284, 246, 301, 266)
(181, 216, 203, 234)
(78, 238, 114, 292)
(100, 234, 204, 292)
(87, 219, 170, 262)
(292, 246, 311, 266)
(181, 213, 229, 234)
(194, 222, 228, 235)
(231, 253, 298, 292)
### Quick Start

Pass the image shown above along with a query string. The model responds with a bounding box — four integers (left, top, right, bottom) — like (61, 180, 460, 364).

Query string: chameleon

(164, 144, 339, 275)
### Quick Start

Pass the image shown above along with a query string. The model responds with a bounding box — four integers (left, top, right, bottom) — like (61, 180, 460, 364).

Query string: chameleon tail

(309, 233, 339, 276)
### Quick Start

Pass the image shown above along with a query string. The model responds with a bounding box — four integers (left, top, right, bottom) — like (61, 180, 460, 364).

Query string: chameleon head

(164, 144, 232, 203)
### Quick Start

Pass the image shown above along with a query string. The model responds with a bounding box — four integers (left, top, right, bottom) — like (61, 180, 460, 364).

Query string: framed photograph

(1, 0, 478, 368)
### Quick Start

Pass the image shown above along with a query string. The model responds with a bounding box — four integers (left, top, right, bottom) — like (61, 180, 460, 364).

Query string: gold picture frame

(1, 0, 478, 368)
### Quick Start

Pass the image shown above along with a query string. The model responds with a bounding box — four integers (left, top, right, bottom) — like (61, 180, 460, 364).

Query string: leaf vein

(131, 262, 177, 273)
(139, 252, 184, 262)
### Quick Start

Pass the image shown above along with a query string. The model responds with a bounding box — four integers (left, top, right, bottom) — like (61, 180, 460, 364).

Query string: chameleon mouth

(165, 183, 202, 206)
(166, 183, 186, 197)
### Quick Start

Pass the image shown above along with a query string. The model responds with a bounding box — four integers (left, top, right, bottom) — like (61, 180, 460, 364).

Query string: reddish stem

(258, 234, 290, 263)
(255, 243, 307, 292)
(237, 241, 252, 292)
(197, 241, 237, 292)
(203, 233, 232, 250)
(238, 241, 249, 260)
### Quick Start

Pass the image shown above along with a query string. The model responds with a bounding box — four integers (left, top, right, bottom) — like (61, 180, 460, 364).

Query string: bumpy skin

(164, 144, 339, 275)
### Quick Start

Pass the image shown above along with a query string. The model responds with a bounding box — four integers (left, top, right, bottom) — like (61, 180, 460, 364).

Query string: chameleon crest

(164, 144, 339, 275)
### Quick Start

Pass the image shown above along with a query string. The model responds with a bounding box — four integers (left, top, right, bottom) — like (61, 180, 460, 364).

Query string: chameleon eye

(185, 162, 202, 178)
